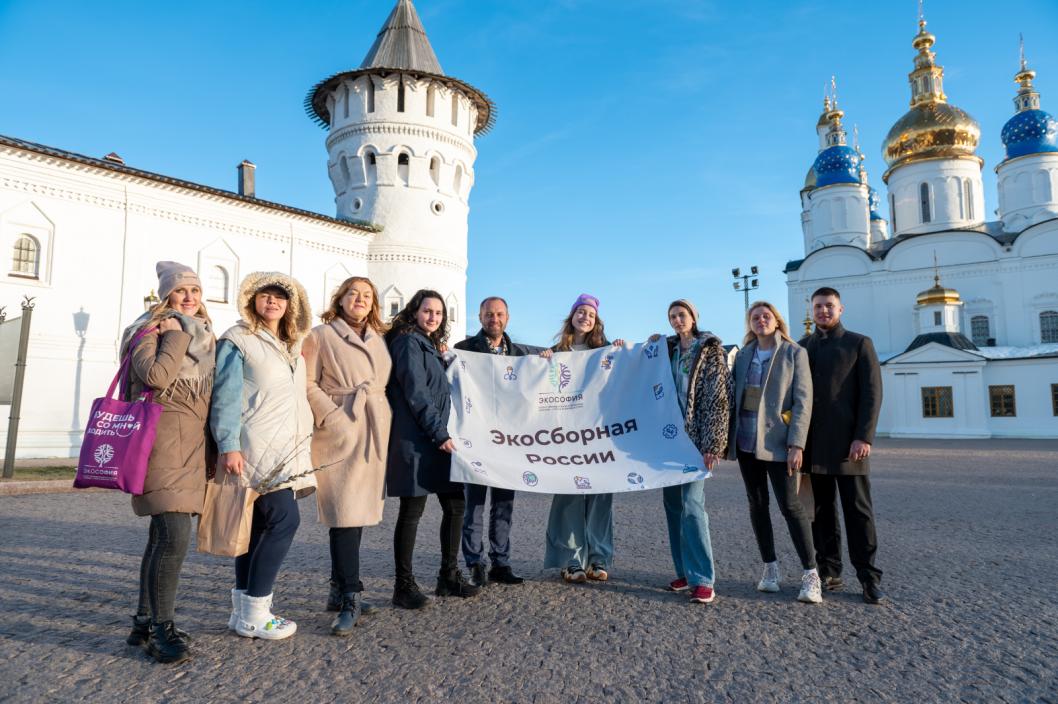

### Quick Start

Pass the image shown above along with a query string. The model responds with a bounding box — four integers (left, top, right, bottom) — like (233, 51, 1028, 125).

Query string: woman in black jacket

(386, 289, 480, 609)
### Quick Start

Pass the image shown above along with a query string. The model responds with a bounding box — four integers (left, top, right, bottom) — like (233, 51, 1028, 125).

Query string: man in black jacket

(454, 297, 539, 587)
(799, 287, 886, 604)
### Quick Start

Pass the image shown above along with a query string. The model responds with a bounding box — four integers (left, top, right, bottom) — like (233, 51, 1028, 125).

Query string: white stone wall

(0, 144, 372, 457)
(996, 153, 1058, 233)
(322, 73, 476, 339)
(885, 158, 985, 236)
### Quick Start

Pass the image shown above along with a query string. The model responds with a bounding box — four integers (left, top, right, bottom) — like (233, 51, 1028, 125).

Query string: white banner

(446, 342, 710, 494)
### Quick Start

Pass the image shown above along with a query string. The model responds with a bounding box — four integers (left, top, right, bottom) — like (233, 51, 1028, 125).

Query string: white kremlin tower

(305, 0, 495, 337)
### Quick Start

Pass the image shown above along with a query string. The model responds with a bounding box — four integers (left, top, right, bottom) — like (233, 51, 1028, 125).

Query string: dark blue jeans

(234, 489, 300, 597)
(461, 484, 514, 568)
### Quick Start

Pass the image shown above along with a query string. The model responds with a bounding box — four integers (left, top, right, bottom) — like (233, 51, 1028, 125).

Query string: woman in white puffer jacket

(210, 271, 315, 641)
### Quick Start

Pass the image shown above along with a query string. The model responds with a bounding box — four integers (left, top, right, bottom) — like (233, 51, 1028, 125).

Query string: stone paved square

(1, 439, 1056, 703)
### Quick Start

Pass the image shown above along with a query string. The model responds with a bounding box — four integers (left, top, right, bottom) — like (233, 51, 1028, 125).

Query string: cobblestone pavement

(1, 439, 1056, 703)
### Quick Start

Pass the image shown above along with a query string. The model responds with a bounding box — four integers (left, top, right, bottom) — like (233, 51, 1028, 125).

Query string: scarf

(121, 311, 216, 401)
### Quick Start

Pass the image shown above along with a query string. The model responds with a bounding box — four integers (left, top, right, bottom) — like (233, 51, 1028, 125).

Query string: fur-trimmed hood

(237, 271, 312, 343)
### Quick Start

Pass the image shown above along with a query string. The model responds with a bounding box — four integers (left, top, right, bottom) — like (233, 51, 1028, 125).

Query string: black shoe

(147, 621, 190, 665)
(821, 576, 844, 592)
(435, 570, 481, 598)
(468, 563, 488, 588)
(127, 615, 189, 648)
(862, 582, 887, 605)
(326, 579, 341, 612)
(330, 593, 361, 636)
(488, 565, 525, 585)
(392, 579, 431, 610)
(360, 599, 375, 616)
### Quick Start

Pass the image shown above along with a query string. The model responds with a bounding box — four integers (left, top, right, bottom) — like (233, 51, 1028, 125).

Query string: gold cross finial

(1019, 33, 1027, 71)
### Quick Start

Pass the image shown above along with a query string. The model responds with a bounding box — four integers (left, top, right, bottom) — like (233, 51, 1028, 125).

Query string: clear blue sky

(1, 0, 1055, 345)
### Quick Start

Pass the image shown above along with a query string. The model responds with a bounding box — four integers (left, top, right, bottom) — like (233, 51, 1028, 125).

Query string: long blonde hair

(146, 291, 212, 329)
(742, 300, 794, 347)
(321, 276, 388, 334)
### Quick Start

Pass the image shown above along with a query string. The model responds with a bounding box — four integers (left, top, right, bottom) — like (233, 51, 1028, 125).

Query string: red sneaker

(666, 578, 689, 592)
(690, 585, 715, 603)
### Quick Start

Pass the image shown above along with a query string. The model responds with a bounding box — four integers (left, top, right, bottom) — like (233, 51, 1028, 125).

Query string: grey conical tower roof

(360, 0, 443, 74)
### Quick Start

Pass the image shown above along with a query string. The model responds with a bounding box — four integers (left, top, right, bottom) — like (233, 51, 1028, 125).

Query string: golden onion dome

(882, 19, 981, 173)
(916, 283, 962, 306)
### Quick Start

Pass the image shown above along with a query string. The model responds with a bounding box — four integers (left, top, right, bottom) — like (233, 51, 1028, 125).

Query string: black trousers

(737, 451, 816, 570)
(234, 489, 300, 597)
(810, 473, 883, 585)
(393, 491, 465, 582)
(330, 526, 364, 593)
(135, 512, 191, 623)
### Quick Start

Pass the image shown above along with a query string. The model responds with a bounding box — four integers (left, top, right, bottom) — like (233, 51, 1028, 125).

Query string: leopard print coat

(671, 334, 733, 457)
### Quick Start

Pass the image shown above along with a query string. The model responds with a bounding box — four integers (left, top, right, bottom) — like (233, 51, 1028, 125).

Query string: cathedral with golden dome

(786, 17, 1058, 439)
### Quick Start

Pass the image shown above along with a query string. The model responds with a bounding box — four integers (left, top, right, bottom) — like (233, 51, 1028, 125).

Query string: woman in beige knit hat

(121, 261, 215, 664)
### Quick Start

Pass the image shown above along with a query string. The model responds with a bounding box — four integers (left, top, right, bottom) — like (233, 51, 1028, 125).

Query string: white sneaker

(757, 562, 780, 593)
(228, 588, 245, 631)
(798, 570, 823, 604)
(236, 593, 298, 640)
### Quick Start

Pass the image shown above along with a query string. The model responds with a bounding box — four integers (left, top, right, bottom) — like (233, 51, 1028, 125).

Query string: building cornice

(326, 121, 476, 158)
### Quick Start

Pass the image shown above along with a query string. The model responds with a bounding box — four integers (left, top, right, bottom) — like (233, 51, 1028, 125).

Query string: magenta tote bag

(74, 327, 163, 494)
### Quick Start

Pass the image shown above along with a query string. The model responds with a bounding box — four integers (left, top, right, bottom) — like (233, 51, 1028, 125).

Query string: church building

(786, 19, 1058, 438)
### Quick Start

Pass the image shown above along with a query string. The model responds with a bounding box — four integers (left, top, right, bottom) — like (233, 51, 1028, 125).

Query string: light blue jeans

(544, 494, 614, 570)
(662, 480, 715, 587)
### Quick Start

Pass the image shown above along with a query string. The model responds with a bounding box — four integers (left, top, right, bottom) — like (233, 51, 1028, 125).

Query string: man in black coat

(453, 296, 540, 587)
(799, 287, 886, 604)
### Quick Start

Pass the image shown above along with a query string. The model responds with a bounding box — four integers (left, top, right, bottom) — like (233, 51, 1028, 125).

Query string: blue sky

(1, 0, 1056, 345)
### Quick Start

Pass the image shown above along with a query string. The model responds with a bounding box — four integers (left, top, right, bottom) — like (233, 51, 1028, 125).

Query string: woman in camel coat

(303, 276, 392, 635)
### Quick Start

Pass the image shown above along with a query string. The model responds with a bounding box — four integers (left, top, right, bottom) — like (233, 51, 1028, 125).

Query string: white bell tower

(305, 0, 495, 339)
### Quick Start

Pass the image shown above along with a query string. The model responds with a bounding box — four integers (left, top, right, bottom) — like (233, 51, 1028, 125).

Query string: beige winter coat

(303, 318, 392, 527)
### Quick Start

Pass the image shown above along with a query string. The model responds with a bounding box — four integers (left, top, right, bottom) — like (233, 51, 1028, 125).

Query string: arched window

(970, 315, 990, 346)
(397, 152, 410, 186)
(365, 151, 377, 186)
(206, 265, 229, 304)
(446, 294, 458, 325)
(429, 156, 441, 187)
(919, 182, 931, 224)
(964, 180, 974, 220)
(1041, 310, 1058, 343)
(366, 77, 375, 113)
(11, 235, 39, 277)
(451, 92, 459, 126)
(426, 84, 436, 117)
(889, 193, 897, 231)
(453, 164, 463, 195)
(397, 77, 406, 113)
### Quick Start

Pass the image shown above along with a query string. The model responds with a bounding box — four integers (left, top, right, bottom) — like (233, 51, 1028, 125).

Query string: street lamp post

(731, 266, 759, 312)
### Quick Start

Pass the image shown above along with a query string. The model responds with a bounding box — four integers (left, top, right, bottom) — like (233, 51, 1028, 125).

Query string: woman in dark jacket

(386, 289, 480, 608)
(121, 261, 215, 665)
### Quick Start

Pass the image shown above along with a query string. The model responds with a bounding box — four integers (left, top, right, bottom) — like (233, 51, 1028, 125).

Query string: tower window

(397, 152, 410, 186)
(11, 235, 39, 277)
(397, 77, 405, 113)
(933, 311, 942, 326)
(453, 164, 463, 195)
(988, 385, 1017, 417)
(426, 84, 436, 117)
(921, 386, 953, 418)
(964, 180, 974, 220)
(919, 182, 931, 224)
(970, 315, 990, 346)
(1041, 310, 1058, 343)
(451, 92, 459, 126)
(1052, 384, 1058, 416)
(365, 151, 377, 185)
(429, 156, 440, 187)
(366, 78, 375, 113)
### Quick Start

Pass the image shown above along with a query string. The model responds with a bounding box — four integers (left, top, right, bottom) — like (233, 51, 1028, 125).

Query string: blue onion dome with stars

(813, 145, 862, 187)
(1001, 59, 1058, 160)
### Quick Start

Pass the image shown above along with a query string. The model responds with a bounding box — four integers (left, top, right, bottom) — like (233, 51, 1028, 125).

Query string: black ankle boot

(435, 570, 481, 598)
(126, 615, 151, 647)
(147, 621, 190, 664)
(392, 579, 430, 609)
(330, 593, 362, 636)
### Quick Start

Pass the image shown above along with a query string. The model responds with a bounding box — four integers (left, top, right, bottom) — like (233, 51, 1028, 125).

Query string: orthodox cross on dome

(908, 5, 947, 107)
(933, 250, 941, 287)
(1013, 34, 1041, 112)
(823, 76, 848, 148)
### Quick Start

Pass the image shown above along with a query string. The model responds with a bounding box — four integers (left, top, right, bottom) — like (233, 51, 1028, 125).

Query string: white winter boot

(235, 593, 297, 640)
(228, 589, 246, 631)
